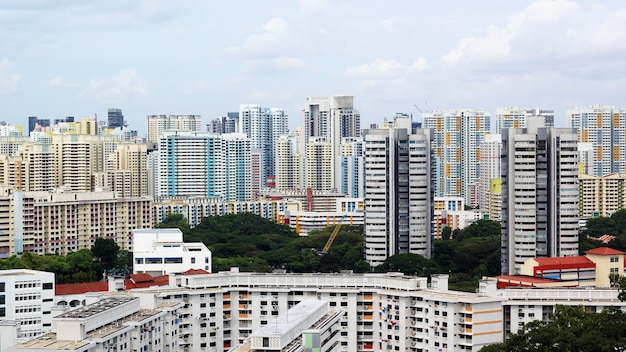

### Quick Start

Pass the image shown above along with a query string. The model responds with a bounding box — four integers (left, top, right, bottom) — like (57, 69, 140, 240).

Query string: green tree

(441, 226, 452, 241)
(92, 237, 120, 271)
(157, 213, 191, 233)
(375, 253, 439, 276)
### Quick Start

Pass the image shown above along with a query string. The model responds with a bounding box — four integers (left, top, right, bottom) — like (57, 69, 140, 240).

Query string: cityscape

(2, 1, 626, 352)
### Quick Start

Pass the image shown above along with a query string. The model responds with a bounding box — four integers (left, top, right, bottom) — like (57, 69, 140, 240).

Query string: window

(42, 283, 53, 290)
(611, 256, 620, 263)
(0, 282, 4, 292)
(611, 267, 620, 274)
(191, 258, 196, 264)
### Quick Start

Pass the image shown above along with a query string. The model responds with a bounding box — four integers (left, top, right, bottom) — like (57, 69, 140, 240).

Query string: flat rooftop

(56, 297, 137, 319)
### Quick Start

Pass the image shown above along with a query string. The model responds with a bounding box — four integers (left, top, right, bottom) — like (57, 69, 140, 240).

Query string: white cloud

(224, 17, 290, 57)
(443, 0, 626, 65)
(381, 17, 406, 34)
(46, 75, 75, 88)
(84, 69, 147, 100)
(345, 58, 428, 80)
(0, 58, 20, 94)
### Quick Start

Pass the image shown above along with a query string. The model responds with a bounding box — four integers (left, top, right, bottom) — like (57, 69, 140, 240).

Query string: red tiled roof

(494, 275, 562, 284)
(183, 268, 210, 276)
(124, 274, 169, 289)
(534, 256, 594, 266)
(129, 273, 154, 283)
(55, 281, 108, 295)
(585, 247, 626, 256)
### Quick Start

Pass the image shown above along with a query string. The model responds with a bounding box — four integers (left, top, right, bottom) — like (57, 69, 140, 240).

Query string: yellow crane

(321, 218, 345, 254)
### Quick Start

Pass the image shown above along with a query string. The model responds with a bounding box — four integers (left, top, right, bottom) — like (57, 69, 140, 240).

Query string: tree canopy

(480, 305, 626, 351)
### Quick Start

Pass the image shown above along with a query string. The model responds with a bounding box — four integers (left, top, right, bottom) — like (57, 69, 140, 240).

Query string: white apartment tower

(339, 137, 365, 198)
(422, 109, 490, 205)
(301, 96, 360, 192)
(568, 105, 626, 176)
(495, 107, 554, 134)
(363, 116, 433, 266)
(156, 131, 251, 201)
(274, 129, 302, 190)
(478, 134, 502, 212)
(238, 105, 288, 185)
(501, 122, 579, 274)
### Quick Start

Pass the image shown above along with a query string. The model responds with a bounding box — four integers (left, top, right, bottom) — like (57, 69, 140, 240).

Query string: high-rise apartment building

(495, 107, 554, 134)
(578, 173, 626, 219)
(238, 105, 288, 185)
(478, 134, 502, 212)
(156, 131, 251, 201)
(207, 113, 239, 134)
(146, 114, 202, 143)
(339, 137, 364, 198)
(107, 108, 124, 128)
(301, 96, 360, 192)
(422, 109, 490, 205)
(303, 138, 333, 191)
(501, 122, 579, 274)
(105, 143, 149, 197)
(568, 105, 626, 176)
(274, 129, 302, 190)
(363, 115, 433, 266)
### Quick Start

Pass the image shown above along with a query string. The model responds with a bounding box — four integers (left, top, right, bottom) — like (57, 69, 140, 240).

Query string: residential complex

(495, 107, 554, 134)
(362, 115, 433, 265)
(501, 122, 579, 274)
(578, 173, 626, 219)
(146, 114, 202, 143)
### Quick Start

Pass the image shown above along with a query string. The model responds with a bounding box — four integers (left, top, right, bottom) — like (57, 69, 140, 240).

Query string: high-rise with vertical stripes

(501, 121, 579, 274)
(422, 109, 490, 205)
(363, 115, 433, 266)
(568, 105, 626, 176)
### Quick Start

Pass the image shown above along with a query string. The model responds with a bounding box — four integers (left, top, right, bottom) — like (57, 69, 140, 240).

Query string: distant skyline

(1, 0, 625, 137)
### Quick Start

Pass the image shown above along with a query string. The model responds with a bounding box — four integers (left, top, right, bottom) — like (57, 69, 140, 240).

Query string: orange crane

(321, 216, 347, 253)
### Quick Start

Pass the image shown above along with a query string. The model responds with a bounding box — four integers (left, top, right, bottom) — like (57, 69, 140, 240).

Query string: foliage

(374, 253, 439, 276)
(157, 213, 191, 233)
(580, 209, 626, 251)
(92, 237, 120, 271)
(0, 249, 102, 283)
(480, 305, 626, 351)
(610, 273, 626, 302)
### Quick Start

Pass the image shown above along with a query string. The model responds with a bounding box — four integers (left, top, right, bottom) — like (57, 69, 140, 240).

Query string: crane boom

(322, 223, 342, 253)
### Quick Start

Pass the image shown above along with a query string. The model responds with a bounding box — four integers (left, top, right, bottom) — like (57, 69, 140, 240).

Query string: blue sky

(1, 0, 625, 136)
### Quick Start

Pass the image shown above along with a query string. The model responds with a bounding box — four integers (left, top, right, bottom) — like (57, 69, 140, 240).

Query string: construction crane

(321, 222, 343, 254)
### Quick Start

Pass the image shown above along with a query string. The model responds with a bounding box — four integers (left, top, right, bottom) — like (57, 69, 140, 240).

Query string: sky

(1, 0, 626, 137)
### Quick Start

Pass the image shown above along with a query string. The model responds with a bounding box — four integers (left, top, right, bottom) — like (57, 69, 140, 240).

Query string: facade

(338, 137, 364, 198)
(279, 197, 364, 235)
(578, 173, 626, 219)
(133, 228, 212, 276)
(207, 113, 239, 134)
(477, 134, 502, 212)
(0, 269, 55, 342)
(0, 188, 152, 256)
(304, 138, 333, 191)
(155, 131, 252, 201)
(362, 116, 433, 265)
(568, 105, 626, 176)
(152, 196, 286, 228)
(239, 105, 288, 184)
(501, 123, 579, 274)
(105, 143, 149, 197)
(107, 108, 124, 128)
(495, 107, 554, 134)
(422, 109, 490, 205)
(274, 129, 302, 190)
(301, 96, 360, 191)
(146, 114, 202, 143)
(5, 295, 183, 352)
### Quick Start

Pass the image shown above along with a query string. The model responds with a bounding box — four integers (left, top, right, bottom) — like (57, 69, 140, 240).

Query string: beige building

(0, 188, 152, 257)
(579, 173, 626, 219)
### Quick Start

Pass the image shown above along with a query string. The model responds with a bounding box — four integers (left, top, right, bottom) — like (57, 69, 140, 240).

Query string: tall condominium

(422, 109, 490, 205)
(301, 96, 360, 192)
(339, 137, 364, 198)
(238, 105, 288, 185)
(146, 114, 202, 143)
(495, 107, 554, 134)
(501, 121, 579, 274)
(207, 113, 239, 134)
(363, 115, 433, 266)
(274, 129, 302, 190)
(107, 108, 124, 128)
(478, 134, 502, 212)
(156, 131, 251, 201)
(568, 105, 626, 176)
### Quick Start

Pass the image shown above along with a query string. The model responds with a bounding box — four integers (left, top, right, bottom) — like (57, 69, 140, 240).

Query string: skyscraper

(238, 105, 288, 185)
(274, 129, 302, 190)
(146, 114, 202, 143)
(363, 115, 433, 266)
(422, 109, 490, 205)
(107, 108, 124, 128)
(568, 105, 626, 176)
(301, 96, 360, 192)
(501, 122, 579, 274)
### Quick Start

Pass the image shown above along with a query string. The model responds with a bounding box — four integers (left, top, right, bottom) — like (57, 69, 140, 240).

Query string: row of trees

(0, 238, 130, 283)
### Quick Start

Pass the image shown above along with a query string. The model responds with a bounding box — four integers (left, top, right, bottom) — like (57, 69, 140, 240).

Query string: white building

(0, 269, 55, 345)
(5, 295, 183, 352)
(362, 115, 433, 265)
(280, 197, 364, 235)
(501, 121, 579, 274)
(495, 107, 554, 134)
(478, 134, 502, 212)
(133, 228, 212, 276)
(274, 129, 302, 191)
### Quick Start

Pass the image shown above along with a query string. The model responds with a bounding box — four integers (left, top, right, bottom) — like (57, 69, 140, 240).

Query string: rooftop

(56, 297, 137, 320)
(585, 247, 626, 256)
(534, 256, 595, 266)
